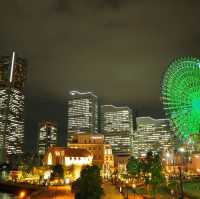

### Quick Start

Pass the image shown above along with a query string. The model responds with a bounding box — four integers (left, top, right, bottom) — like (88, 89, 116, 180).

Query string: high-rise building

(38, 120, 58, 155)
(67, 91, 98, 144)
(0, 52, 27, 156)
(100, 105, 134, 155)
(132, 117, 175, 157)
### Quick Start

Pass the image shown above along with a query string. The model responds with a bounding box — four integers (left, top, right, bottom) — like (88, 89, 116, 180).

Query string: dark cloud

(0, 0, 200, 151)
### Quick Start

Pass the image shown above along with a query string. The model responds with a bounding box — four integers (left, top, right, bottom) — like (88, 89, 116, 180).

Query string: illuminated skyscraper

(100, 105, 134, 154)
(132, 117, 175, 157)
(0, 52, 27, 156)
(38, 121, 58, 155)
(67, 91, 98, 144)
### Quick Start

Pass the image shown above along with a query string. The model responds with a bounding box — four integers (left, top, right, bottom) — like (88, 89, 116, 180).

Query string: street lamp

(178, 147, 185, 153)
(178, 147, 185, 199)
(125, 180, 129, 199)
(166, 152, 170, 158)
(132, 183, 136, 199)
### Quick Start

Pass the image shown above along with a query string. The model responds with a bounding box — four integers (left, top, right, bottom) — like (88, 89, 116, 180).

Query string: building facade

(189, 153, 200, 174)
(69, 133, 114, 177)
(0, 52, 27, 155)
(100, 105, 134, 155)
(38, 121, 58, 155)
(67, 91, 98, 144)
(43, 147, 93, 180)
(114, 153, 131, 174)
(43, 147, 92, 167)
(132, 117, 174, 157)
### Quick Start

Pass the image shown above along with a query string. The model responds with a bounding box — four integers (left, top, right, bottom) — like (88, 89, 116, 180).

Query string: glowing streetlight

(125, 180, 129, 199)
(19, 191, 26, 198)
(166, 152, 170, 158)
(178, 147, 185, 153)
(177, 147, 185, 199)
(132, 183, 136, 199)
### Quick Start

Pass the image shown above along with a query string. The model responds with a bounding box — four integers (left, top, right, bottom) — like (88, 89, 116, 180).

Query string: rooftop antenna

(9, 51, 15, 82)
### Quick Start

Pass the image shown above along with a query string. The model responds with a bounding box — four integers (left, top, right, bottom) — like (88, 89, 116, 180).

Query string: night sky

(0, 0, 200, 152)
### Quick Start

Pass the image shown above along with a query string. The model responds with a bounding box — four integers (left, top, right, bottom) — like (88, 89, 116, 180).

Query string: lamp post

(132, 183, 136, 199)
(125, 180, 129, 199)
(178, 147, 185, 199)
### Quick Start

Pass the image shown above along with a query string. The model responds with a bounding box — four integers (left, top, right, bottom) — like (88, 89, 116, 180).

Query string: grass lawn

(134, 185, 171, 198)
(183, 181, 200, 199)
(168, 179, 200, 199)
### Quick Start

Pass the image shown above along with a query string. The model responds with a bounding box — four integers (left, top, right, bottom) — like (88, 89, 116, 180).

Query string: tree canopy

(51, 164, 64, 179)
(127, 156, 140, 178)
(72, 165, 103, 199)
(127, 151, 165, 198)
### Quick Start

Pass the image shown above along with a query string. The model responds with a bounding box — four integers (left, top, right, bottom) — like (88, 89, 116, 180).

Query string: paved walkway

(101, 182, 124, 199)
(30, 183, 146, 199)
(102, 182, 144, 199)
(30, 186, 74, 199)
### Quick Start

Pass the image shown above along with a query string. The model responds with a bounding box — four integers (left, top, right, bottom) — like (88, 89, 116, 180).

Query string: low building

(188, 153, 200, 174)
(43, 147, 92, 166)
(114, 153, 131, 174)
(43, 147, 93, 180)
(68, 133, 114, 177)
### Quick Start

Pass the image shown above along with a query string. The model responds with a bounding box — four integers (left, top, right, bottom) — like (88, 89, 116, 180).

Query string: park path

(30, 183, 147, 199)
(102, 182, 144, 199)
(101, 182, 124, 199)
(30, 186, 74, 199)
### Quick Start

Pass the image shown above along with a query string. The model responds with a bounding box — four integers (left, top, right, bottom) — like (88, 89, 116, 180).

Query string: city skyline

(1, 2, 200, 199)
(1, 1, 200, 152)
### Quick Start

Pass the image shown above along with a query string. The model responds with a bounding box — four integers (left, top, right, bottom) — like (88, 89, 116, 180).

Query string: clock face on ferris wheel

(161, 57, 200, 139)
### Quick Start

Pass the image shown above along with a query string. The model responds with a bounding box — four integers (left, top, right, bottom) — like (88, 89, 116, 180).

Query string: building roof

(69, 91, 97, 98)
(47, 147, 91, 157)
(136, 116, 170, 125)
(101, 104, 133, 112)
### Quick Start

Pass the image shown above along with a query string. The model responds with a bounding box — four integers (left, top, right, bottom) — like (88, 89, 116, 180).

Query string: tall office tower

(132, 117, 175, 157)
(0, 52, 27, 156)
(67, 91, 98, 144)
(100, 105, 134, 155)
(38, 120, 58, 155)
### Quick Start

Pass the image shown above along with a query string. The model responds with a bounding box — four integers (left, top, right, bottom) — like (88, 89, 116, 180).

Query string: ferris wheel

(161, 57, 200, 139)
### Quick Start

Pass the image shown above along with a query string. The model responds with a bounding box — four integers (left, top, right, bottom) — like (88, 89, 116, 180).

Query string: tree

(140, 151, 165, 198)
(140, 151, 154, 187)
(149, 154, 165, 198)
(127, 156, 140, 181)
(72, 165, 103, 199)
(51, 164, 64, 179)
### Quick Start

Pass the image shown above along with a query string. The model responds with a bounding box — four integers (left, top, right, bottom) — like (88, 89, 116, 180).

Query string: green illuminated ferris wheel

(161, 57, 200, 139)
